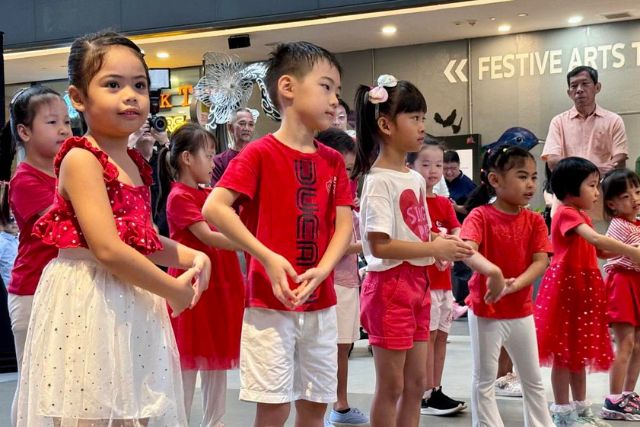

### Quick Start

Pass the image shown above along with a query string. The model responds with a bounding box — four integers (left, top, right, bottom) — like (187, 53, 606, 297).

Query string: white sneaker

(495, 372, 522, 397)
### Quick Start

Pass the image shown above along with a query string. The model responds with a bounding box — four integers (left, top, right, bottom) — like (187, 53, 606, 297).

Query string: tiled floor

(0, 320, 628, 426)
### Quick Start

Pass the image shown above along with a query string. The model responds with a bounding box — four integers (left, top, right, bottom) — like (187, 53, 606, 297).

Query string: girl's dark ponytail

(156, 146, 173, 218)
(352, 85, 379, 179)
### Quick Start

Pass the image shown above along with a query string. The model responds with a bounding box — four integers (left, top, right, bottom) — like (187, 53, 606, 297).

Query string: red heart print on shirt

(399, 188, 430, 241)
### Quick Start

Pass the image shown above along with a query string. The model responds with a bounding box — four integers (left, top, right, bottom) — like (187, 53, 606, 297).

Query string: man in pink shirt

(542, 65, 627, 173)
(542, 65, 628, 220)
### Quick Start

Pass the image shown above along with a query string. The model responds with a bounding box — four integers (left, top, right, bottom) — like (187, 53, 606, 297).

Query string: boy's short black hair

(444, 150, 460, 164)
(567, 65, 598, 86)
(550, 157, 599, 201)
(316, 128, 354, 154)
(265, 41, 342, 111)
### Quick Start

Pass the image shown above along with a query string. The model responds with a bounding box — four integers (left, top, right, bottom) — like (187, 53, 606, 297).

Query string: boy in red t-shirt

(203, 42, 353, 427)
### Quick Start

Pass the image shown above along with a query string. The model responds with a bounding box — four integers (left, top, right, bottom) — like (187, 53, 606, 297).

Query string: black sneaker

(420, 387, 463, 416)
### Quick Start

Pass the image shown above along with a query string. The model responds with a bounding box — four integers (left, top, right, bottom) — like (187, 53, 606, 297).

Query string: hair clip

(367, 74, 398, 118)
(9, 87, 29, 107)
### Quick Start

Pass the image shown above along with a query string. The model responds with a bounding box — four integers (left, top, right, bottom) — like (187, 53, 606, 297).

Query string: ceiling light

(517, 13, 528, 17)
(490, 17, 496, 21)
(382, 25, 397, 35)
(156, 51, 170, 59)
(568, 15, 583, 24)
(498, 24, 511, 32)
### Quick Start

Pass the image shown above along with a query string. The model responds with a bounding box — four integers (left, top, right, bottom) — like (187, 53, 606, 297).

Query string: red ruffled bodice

(33, 137, 162, 255)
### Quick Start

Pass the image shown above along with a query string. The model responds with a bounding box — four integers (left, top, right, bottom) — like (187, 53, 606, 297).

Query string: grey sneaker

(495, 372, 522, 397)
(328, 407, 369, 426)
(576, 405, 611, 427)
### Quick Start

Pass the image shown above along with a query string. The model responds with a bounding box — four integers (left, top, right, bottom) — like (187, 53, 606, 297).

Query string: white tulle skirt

(16, 249, 187, 427)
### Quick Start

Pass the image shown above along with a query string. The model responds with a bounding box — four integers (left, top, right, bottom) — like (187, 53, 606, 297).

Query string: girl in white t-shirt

(352, 74, 474, 427)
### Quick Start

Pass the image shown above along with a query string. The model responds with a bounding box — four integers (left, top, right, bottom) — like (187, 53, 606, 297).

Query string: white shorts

(335, 286, 360, 344)
(239, 307, 338, 404)
(429, 289, 454, 333)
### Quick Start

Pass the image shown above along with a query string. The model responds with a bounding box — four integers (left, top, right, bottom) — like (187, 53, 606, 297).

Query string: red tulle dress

(534, 205, 613, 372)
(166, 182, 245, 371)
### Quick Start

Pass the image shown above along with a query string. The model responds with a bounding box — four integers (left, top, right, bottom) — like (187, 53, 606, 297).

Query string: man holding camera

(129, 118, 170, 235)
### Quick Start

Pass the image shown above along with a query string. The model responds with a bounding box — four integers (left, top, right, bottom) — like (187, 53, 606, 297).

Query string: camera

(148, 68, 171, 133)
(148, 115, 167, 133)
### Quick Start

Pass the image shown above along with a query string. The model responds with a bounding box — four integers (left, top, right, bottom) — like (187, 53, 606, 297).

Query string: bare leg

(335, 343, 352, 411)
(433, 331, 448, 387)
(255, 402, 291, 427)
(294, 400, 327, 427)
(570, 368, 587, 403)
(497, 347, 513, 378)
(396, 342, 428, 427)
(425, 331, 437, 390)
(623, 328, 640, 392)
(370, 346, 406, 427)
(609, 323, 635, 394)
(551, 365, 572, 405)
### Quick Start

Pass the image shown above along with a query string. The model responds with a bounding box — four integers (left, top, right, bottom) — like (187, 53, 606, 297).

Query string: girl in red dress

(600, 169, 640, 420)
(535, 157, 640, 425)
(17, 32, 210, 427)
(158, 123, 244, 427)
(1, 85, 71, 426)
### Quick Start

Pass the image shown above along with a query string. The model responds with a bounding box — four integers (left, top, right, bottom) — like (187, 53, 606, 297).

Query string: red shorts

(360, 263, 431, 350)
(606, 269, 640, 326)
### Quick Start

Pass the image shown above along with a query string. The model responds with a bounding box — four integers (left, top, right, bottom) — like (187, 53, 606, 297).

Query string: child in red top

(16, 32, 210, 426)
(460, 145, 553, 426)
(408, 139, 465, 417)
(599, 168, 640, 420)
(0, 85, 71, 426)
(203, 42, 354, 427)
(535, 157, 640, 424)
(158, 123, 244, 426)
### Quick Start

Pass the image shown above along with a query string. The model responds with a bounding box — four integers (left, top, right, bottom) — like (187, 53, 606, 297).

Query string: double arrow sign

(444, 59, 468, 83)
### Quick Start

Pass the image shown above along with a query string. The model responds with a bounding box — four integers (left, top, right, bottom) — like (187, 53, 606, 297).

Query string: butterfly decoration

(193, 52, 280, 130)
(434, 109, 463, 134)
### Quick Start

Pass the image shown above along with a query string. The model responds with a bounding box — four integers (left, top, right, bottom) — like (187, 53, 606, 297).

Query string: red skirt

(534, 263, 613, 372)
(169, 249, 245, 370)
(605, 269, 640, 326)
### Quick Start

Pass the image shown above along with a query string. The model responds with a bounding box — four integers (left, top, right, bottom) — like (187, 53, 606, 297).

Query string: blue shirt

(0, 231, 18, 288)
(446, 171, 477, 205)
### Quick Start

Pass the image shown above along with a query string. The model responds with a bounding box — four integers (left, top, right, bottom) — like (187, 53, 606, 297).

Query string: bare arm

(612, 153, 627, 169)
(345, 241, 362, 255)
(188, 221, 240, 251)
(463, 241, 506, 303)
(202, 186, 298, 308)
(295, 207, 353, 303)
(503, 252, 549, 294)
(59, 149, 206, 315)
(575, 224, 640, 263)
(546, 155, 562, 171)
(368, 232, 474, 261)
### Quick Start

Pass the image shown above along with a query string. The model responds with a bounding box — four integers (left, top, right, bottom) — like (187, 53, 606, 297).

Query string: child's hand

(501, 278, 519, 297)
(190, 252, 211, 308)
(484, 270, 506, 304)
(264, 252, 299, 309)
(430, 238, 474, 261)
(294, 266, 331, 306)
(169, 268, 198, 317)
